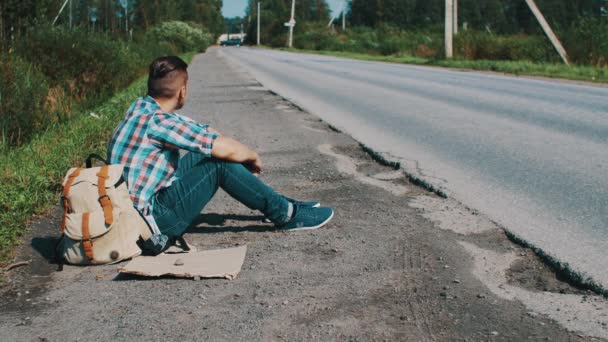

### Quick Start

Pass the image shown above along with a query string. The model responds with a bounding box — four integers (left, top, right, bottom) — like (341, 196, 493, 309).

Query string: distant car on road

(221, 38, 242, 47)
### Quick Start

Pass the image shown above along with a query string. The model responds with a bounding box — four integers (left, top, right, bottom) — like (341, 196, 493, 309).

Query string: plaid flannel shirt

(107, 96, 218, 223)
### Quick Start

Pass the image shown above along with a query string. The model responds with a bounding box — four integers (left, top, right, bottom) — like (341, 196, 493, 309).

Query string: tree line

(239, 0, 607, 45)
(0, 0, 224, 52)
(349, 0, 607, 34)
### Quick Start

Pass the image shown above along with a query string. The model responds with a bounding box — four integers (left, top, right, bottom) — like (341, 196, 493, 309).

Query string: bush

(17, 26, 142, 101)
(454, 31, 555, 62)
(295, 26, 340, 51)
(565, 17, 608, 67)
(2, 22, 186, 148)
(146, 21, 213, 53)
(292, 24, 570, 63)
(295, 25, 444, 58)
(0, 56, 50, 147)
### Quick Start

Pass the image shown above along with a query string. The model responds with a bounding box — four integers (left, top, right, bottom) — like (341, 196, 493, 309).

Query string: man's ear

(179, 85, 187, 100)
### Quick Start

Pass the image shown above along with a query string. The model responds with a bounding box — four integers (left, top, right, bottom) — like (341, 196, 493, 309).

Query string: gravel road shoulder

(1, 47, 605, 341)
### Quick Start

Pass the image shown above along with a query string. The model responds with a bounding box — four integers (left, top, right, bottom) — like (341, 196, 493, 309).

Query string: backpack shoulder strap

(60, 168, 82, 232)
(86, 154, 109, 168)
(96, 165, 114, 226)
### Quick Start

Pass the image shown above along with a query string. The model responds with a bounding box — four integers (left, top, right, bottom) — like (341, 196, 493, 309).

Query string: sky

(222, 0, 343, 18)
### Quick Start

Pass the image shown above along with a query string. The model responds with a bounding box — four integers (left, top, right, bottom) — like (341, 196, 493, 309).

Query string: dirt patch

(507, 252, 589, 295)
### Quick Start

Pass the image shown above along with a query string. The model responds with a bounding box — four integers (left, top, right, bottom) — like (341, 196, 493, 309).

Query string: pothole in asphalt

(460, 241, 608, 339)
(460, 228, 590, 295)
(414, 195, 597, 295)
(407, 187, 607, 338)
(506, 253, 588, 296)
(318, 144, 410, 197)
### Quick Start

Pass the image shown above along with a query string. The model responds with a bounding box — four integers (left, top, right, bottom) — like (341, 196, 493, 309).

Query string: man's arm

(148, 112, 259, 173)
(211, 136, 262, 174)
(148, 113, 218, 156)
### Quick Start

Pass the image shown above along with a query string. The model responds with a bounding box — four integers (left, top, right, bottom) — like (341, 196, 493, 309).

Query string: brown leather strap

(60, 168, 82, 232)
(97, 166, 114, 226)
(81, 212, 94, 261)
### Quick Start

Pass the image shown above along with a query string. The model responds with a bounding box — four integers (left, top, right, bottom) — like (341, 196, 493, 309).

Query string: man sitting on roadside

(107, 56, 334, 252)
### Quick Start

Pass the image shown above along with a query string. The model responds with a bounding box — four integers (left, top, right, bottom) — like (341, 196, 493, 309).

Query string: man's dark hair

(147, 56, 189, 99)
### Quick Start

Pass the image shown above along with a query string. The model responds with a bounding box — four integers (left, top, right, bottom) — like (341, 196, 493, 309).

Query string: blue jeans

(152, 152, 290, 238)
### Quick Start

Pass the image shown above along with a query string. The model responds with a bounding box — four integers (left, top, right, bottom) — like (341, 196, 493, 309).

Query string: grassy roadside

(0, 53, 196, 265)
(278, 48, 608, 84)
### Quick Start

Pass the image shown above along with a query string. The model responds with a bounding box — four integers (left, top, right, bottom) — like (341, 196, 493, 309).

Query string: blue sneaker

(263, 197, 321, 223)
(279, 205, 334, 231)
(284, 196, 321, 208)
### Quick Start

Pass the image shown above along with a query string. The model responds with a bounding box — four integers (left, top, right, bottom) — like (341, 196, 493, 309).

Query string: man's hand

(212, 136, 262, 174)
(244, 153, 262, 175)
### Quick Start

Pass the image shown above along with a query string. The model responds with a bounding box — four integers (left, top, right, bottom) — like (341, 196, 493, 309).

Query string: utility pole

(342, 0, 346, 31)
(52, 0, 70, 26)
(0, 2, 4, 51)
(453, 0, 458, 35)
(288, 0, 295, 48)
(257, 2, 261, 46)
(105, 0, 108, 32)
(445, 0, 453, 58)
(125, 0, 128, 37)
(327, 0, 347, 30)
(524, 0, 569, 65)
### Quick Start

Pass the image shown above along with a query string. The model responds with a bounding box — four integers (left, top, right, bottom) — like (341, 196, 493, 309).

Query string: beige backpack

(58, 155, 152, 265)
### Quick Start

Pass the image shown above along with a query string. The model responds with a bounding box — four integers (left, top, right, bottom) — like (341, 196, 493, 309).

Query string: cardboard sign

(118, 245, 247, 280)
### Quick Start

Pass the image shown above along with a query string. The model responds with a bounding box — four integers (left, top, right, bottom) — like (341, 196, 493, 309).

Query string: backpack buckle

(98, 194, 111, 204)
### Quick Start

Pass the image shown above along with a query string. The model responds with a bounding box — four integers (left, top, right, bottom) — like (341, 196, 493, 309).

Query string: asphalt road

(222, 47, 608, 289)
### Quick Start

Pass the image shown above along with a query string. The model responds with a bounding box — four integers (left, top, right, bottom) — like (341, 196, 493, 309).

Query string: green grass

(278, 48, 608, 84)
(0, 53, 195, 265)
